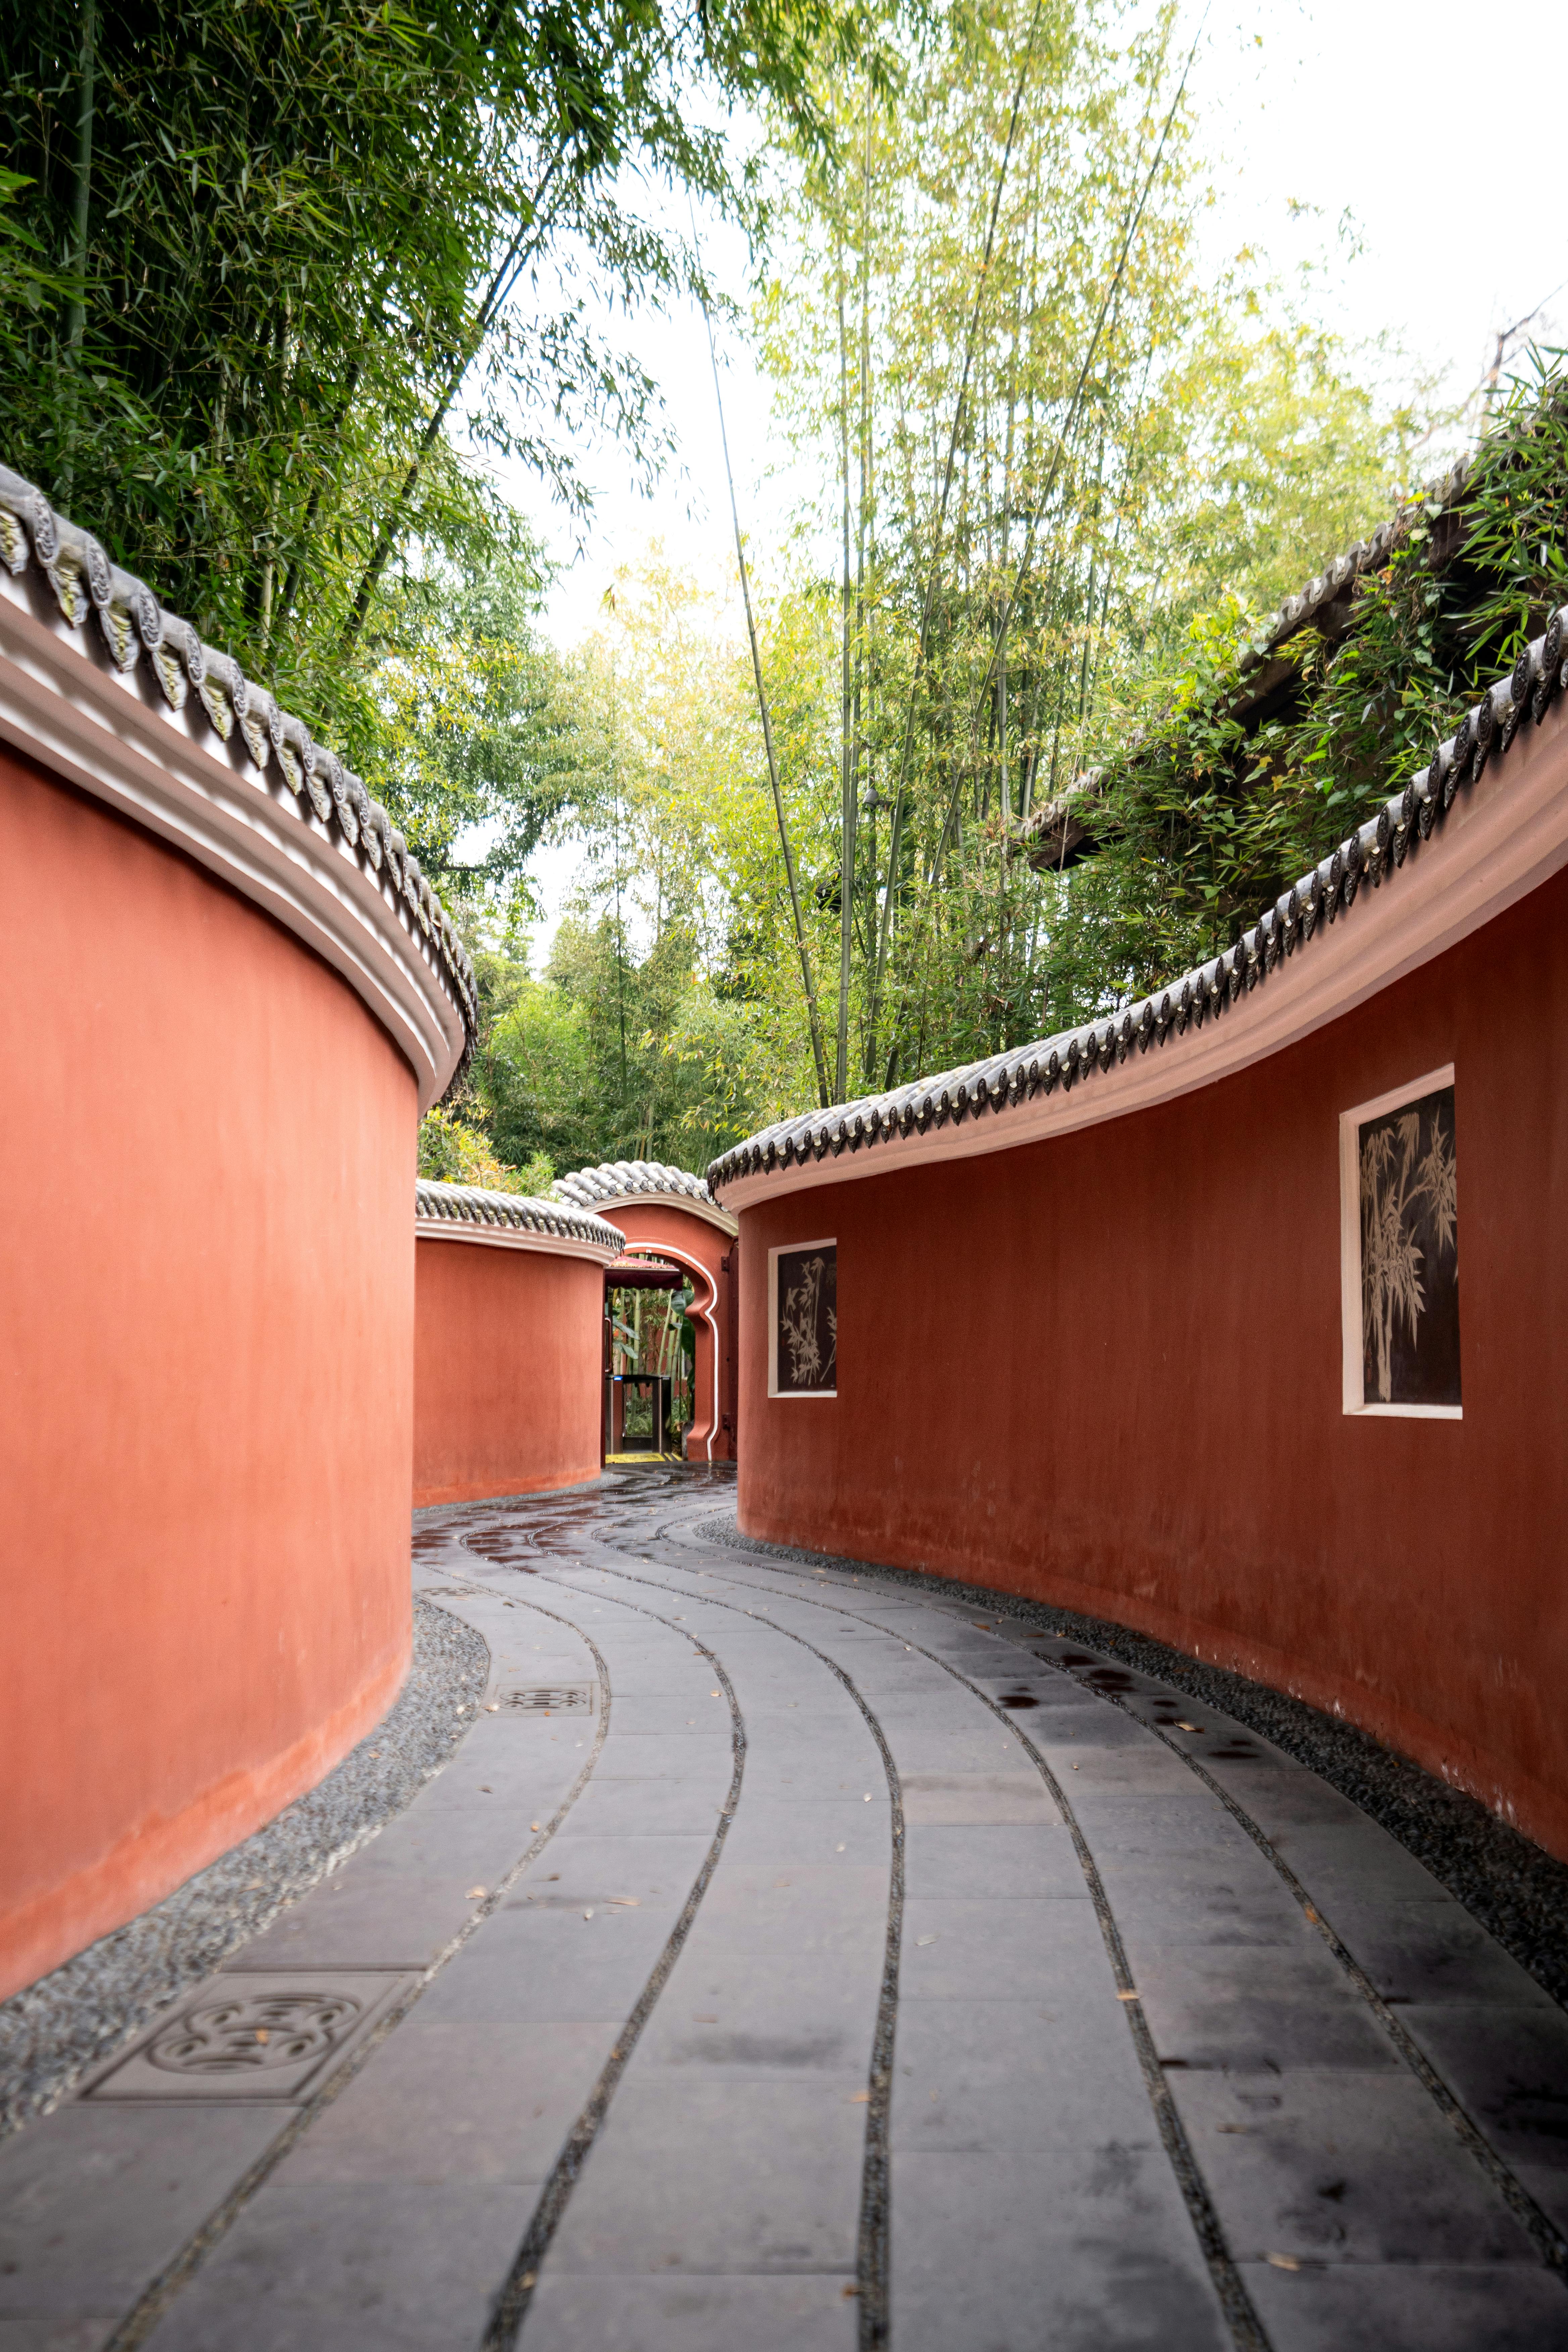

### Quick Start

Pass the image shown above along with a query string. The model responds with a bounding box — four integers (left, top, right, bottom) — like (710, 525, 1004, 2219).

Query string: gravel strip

(702, 1515, 1568, 2011)
(0, 1595, 489, 2141)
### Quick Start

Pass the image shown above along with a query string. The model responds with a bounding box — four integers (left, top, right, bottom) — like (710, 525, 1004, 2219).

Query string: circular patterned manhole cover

(147, 1991, 363, 2075)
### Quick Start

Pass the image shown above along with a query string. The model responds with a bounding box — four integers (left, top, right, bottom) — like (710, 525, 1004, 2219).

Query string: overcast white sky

(501, 0, 1568, 953)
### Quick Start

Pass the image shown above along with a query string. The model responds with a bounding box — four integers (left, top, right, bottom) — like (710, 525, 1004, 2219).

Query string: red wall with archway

(413, 1238, 607, 1505)
(736, 860, 1568, 1863)
(0, 745, 420, 2002)
(610, 1201, 735, 1461)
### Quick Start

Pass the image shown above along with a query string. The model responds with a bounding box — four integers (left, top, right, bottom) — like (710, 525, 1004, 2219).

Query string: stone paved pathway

(5, 1467, 1568, 2350)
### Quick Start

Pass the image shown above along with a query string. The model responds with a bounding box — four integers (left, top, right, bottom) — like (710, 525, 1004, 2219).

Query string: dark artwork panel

(776, 1244, 837, 1394)
(1358, 1084, 1460, 1406)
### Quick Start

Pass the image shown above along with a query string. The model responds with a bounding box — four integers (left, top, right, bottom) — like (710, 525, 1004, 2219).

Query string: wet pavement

(4, 1465, 1568, 2350)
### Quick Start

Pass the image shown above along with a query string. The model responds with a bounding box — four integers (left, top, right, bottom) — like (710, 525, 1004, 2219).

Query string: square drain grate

(80, 1971, 413, 2102)
(502, 1685, 593, 1713)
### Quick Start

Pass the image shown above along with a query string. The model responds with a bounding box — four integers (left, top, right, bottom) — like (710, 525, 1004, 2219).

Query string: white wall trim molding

(592, 1190, 738, 1238)
(415, 1217, 623, 1267)
(0, 568, 467, 1107)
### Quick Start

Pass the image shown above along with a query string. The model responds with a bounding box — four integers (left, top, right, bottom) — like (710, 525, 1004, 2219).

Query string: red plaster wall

(413, 1239, 605, 1505)
(0, 746, 418, 2002)
(738, 861, 1568, 1863)
(608, 1202, 734, 1461)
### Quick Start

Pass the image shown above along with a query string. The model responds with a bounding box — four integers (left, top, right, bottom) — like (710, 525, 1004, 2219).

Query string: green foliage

(749, 0, 1431, 1090)
(0, 0, 884, 753)
(360, 554, 581, 901)
(416, 1105, 553, 1196)
(1063, 359, 1568, 1017)
(476, 914, 776, 1176)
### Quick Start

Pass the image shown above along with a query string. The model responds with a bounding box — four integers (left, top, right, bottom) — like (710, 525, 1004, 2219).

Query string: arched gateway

(552, 1161, 740, 1462)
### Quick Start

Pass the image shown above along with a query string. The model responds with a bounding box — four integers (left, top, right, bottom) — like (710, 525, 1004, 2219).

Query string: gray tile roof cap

(552, 1159, 720, 1211)
(415, 1179, 624, 1254)
(0, 462, 478, 1070)
(709, 602, 1566, 1195)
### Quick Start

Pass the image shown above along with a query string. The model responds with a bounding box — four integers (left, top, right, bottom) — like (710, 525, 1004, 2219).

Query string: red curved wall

(413, 1240, 605, 1505)
(738, 861, 1568, 1863)
(610, 1202, 734, 1461)
(0, 746, 418, 2002)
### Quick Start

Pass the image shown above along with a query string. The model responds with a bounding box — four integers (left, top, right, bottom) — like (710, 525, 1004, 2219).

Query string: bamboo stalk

(863, 0, 1046, 1081)
(695, 252, 832, 1109)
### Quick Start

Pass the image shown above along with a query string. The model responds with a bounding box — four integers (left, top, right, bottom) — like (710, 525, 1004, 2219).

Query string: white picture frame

(768, 1239, 837, 1399)
(1339, 1064, 1461, 1419)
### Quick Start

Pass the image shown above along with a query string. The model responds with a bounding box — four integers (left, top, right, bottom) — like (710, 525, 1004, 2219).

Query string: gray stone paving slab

(901, 1895, 1110, 2004)
(1041, 1737, 1211, 1789)
(0, 2106, 282, 2316)
(9, 1476, 1568, 2350)
(718, 1794, 892, 1864)
(0, 2319, 116, 2350)
(333, 1805, 535, 1880)
(866, 1724, 1039, 1775)
(591, 1732, 735, 1781)
(540, 2076, 866, 2275)
(1242, 2260, 1568, 2351)
(634, 1950, 882, 2077)
(414, 1904, 672, 2025)
(687, 1862, 890, 1959)
(523, 2270, 860, 2352)
(561, 1774, 732, 1839)
(890, 2148, 1230, 2352)
(1399, 2002, 1568, 2202)
(1195, 1763, 1377, 1830)
(1328, 1897, 1563, 2007)
(890, 1984, 1157, 2153)
(900, 1770, 1056, 1825)
(505, 1833, 713, 1905)
(903, 1821, 1086, 1898)
(1170, 2065, 1535, 2262)
(1132, 1948, 1403, 2073)
(281, 2019, 615, 2185)
(140, 2181, 526, 2352)
(1264, 1819, 1453, 1904)
(225, 1871, 482, 1968)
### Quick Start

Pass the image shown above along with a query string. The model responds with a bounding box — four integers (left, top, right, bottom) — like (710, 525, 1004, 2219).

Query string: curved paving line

(723, 1524, 1568, 2297)
(625, 1503, 1272, 2352)
(518, 1522, 906, 2352)
(101, 1593, 613, 2352)
(1055, 1665, 1568, 2286)
(475, 1548, 748, 2348)
(706, 1505, 1568, 2290)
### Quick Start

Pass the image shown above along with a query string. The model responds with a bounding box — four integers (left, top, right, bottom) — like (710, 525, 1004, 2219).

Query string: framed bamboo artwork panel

(1339, 1066, 1461, 1418)
(769, 1240, 837, 1398)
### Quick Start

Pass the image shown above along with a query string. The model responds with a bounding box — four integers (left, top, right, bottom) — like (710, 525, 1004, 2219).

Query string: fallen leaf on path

(1177, 1721, 1203, 1733)
(466, 1886, 487, 1899)
(1116, 1990, 1139, 2002)
(1266, 2254, 1301, 2272)
(916, 1935, 938, 1947)
(847, 2091, 870, 2104)
(608, 1897, 640, 1907)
